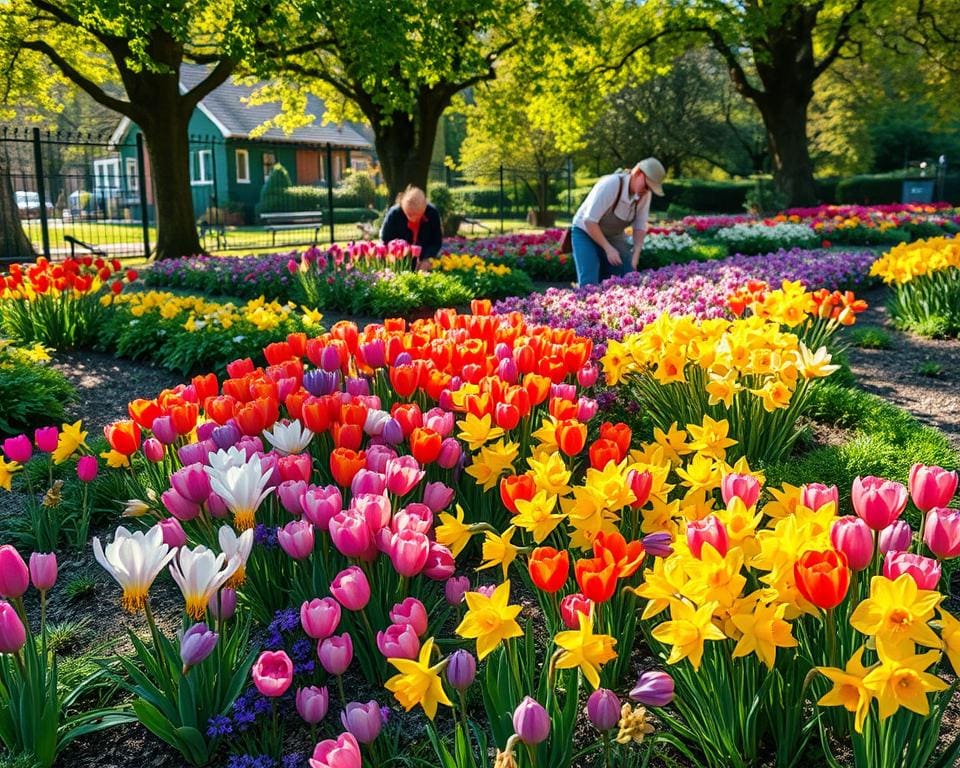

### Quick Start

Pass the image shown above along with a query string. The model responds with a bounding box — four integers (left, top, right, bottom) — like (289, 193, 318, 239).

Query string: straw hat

(637, 158, 666, 196)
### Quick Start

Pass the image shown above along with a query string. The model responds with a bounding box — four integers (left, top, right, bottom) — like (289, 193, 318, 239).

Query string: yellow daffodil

(652, 422, 691, 465)
(849, 574, 942, 655)
(600, 338, 633, 386)
(797, 344, 840, 379)
(100, 449, 131, 469)
(635, 557, 688, 620)
(686, 415, 737, 460)
(455, 581, 523, 660)
(650, 599, 725, 670)
(464, 439, 518, 491)
(513, 491, 564, 543)
(862, 639, 947, 720)
(53, 420, 87, 464)
(527, 450, 571, 496)
(553, 612, 617, 689)
(615, 704, 655, 744)
(729, 597, 797, 669)
(0, 457, 21, 491)
(816, 646, 873, 733)
(478, 525, 519, 577)
(436, 505, 475, 557)
(456, 413, 504, 451)
(938, 608, 960, 676)
(385, 637, 452, 719)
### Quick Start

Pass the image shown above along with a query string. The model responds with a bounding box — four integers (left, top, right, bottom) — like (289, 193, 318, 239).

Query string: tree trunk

(757, 90, 819, 207)
(140, 112, 204, 260)
(372, 100, 442, 202)
(0, 150, 36, 266)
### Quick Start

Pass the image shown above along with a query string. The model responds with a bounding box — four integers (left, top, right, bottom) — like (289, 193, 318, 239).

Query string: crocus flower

(883, 551, 942, 589)
(587, 689, 621, 731)
(264, 419, 314, 455)
(252, 650, 294, 697)
(630, 670, 675, 707)
(29, 552, 57, 592)
(309, 732, 362, 768)
(923, 507, 960, 558)
(341, 701, 383, 744)
(301, 597, 341, 640)
(513, 696, 550, 745)
(642, 531, 673, 558)
(389, 597, 428, 636)
(169, 544, 240, 620)
(852, 476, 908, 530)
(180, 623, 218, 670)
(204, 450, 275, 530)
(329, 566, 370, 611)
(0, 601, 26, 653)
(297, 685, 329, 724)
(93, 525, 176, 612)
(218, 527, 254, 588)
(0, 545, 29, 599)
(909, 463, 958, 513)
(318, 633, 353, 675)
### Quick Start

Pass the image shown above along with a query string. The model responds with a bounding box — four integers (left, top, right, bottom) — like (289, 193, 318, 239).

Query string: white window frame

(94, 158, 121, 192)
(235, 148, 250, 184)
(125, 157, 139, 193)
(191, 149, 214, 186)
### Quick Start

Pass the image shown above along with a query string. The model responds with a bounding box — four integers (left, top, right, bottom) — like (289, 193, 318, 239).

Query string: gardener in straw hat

(570, 157, 666, 287)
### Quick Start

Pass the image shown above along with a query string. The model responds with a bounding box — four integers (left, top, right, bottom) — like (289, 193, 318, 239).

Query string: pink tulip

(909, 464, 958, 513)
(437, 438, 462, 469)
(560, 593, 593, 630)
(205, 491, 229, 518)
(161, 488, 201, 522)
(883, 551, 941, 590)
(302, 486, 342, 530)
(251, 650, 294, 697)
(376, 623, 420, 659)
(171, 463, 212, 504)
(801, 483, 839, 512)
(830, 516, 873, 570)
(0, 601, 26, 653)
(385, 456, 425, 496)
(423, 542, 456, 580)
(296, 685, 329, 725)
(329, 511, 373, 558)
(878, 520, 912, 554)
(444, 576, 470, 605)
(389, 530, 430, 576)
(309, 732, 362, 768)
(852, 476, 908, 530)
(318, 633, 353, 675)
(76, 455, 98, 482)
(0, 545, 29, 599)
(389, 597, 428, 636)
(157, 518, 187, 549)
(364, 445, 397, 473)
(28, 552, 57, 592)
(277, 453, 312, 483)
(923, 507, 960, 559)
(341, 700, 383, 744)
(301, 597, 341, 639)
(34, 426, 59, 454)
(422, 482, 454, 514)
(686, 515, 729, 558)
(151, 415, 177, 445)
(423, 408, 454, 437)
(142, 438, 165, 463)
(352, 494, 391, 533)
(278, 480, 308, 515)
(2, 435, 32, 464)
(497, 357, 518, 383)
(350, 469, 386, 497)
(721, 473, 761, 508)
(578, 362, 599, 388)
(329, 566, 370, 611)
(392, 503, 433, 535)
(278, 519, 315, 560)
(576, 397, 598, 423)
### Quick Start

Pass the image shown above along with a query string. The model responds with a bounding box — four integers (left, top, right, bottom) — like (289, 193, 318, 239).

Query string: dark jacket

(379, 203, 443, 258)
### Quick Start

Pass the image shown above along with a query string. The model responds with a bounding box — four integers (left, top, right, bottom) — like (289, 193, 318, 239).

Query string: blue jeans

(571, 226, 633, 287)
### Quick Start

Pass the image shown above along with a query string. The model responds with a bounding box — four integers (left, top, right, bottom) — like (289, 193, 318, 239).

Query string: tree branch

(182, 57, 237, 109)
(813, 0, 866, 78)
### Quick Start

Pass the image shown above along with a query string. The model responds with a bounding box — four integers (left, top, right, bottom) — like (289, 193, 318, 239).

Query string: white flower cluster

(642, 232, 697, 255)
(715, 222, 818, 248)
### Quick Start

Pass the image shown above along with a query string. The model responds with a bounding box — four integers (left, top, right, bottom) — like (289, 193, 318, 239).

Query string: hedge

(835, 173, 960, 205)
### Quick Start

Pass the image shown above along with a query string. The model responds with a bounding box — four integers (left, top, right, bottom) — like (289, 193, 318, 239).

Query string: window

(236, 149, 250, 183)
(262, 151, 276, 181)
(191, 149, 213, 185)
(125, 158, 139, 193)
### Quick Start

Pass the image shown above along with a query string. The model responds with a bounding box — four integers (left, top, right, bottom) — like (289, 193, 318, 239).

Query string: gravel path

(845, 286, 960, 450)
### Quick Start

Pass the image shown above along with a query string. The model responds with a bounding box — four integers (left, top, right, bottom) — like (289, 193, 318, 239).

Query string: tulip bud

(330, 566, 371, 611)
(560, 592, 593, 630)
(209, 588, 237, 621)
(630, 670, 675, 707)
(909, 463, 958, 513)
(437, 438, 462, 470)
(422, 481, 455, 514)
(445, 649, 476, 691)
(627, 470, 653, 509)
(76, 455, 99, 483)
(444, 575, 470, 605)
(341, 701, 383, 744)
(578, 362, 599, 388)
(923, 507, 960, 559)
(0, 545, 29, 599)
(301, 597, 341, 639)
(641, 532, 673, 559)
(296, 685, 329, 725)
(318, 633, 353, 675)
(576, 397, 598, 423)
(142, 438, 164, 463)
(28, 551, 57, 592)
(0, 601, 27, 653)
(180, 623, 218, 670)
(830, 516, 874, 571)
(278, 479, 308, 515)
(686, 515, 729, 558)
(513, 697, 550, 745)
(157, 518, 187, 549)
(587, 689, 621, 731)
(2, 434, 32, 464)
(150, 415, 178, 445)
(878, 520, 912, 555)
(883, 551, 941, 590)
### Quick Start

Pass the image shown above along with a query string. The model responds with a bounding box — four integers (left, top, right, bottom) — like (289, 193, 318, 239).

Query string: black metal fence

(1, 126, 581, 260)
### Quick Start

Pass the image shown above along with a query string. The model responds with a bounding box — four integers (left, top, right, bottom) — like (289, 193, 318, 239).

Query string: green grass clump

(916, 361, 944, 377)
(0, 342, 76, 436)
(63, 574, 97, 601)
(849, 326, 892, 350)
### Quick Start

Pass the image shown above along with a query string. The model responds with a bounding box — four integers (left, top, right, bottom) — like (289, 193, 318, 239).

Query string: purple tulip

(587, 688, 621, 731)
(296, 685, 329, 724)
(513, 696, 550, 745)
(445, 649, 476, 691)
(630, 670, 675, 707)
(341, 700, 383, 744)
(180, 623, 218, 669)
(151, 415, 178, 445)
(209, 588, 237, 621)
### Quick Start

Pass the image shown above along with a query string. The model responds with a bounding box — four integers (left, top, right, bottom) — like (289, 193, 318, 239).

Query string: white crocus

(93, 525, 176, 613)
(219, 526, 255, 588)
(263, 419, 314, 455)
(206, 445, 250, 475)
(169, 544, 240, 620)
(205, 452, 275, 531)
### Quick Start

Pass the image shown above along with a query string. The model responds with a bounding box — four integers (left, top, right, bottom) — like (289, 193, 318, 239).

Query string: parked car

(15, 191, 54, 219)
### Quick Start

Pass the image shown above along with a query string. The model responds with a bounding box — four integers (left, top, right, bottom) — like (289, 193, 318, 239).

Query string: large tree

(262, 0, 585, 201)
(0, 0, 291, 259)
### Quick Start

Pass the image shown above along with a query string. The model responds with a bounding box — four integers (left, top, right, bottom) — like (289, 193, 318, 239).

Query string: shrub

(714, 222, 819, 255)
(651, 178, 753, 213)
(848, 327, 892, 349)
(0, 341, 75, 436)
(743, 180, 788, 215)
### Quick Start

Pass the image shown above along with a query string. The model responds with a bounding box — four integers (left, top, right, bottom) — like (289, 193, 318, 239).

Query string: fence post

(325, 143, 335, 245)
(31, 128, 51, 259)
(136, 134, 150, 259)
(499, 165, 505, 235)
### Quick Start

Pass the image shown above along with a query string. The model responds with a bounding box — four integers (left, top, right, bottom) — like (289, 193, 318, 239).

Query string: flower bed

(144, 252, 298, 300)
(495, 248, 876, 353)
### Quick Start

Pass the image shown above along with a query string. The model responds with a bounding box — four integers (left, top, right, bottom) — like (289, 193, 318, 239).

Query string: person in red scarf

(379, 186, 443, 261)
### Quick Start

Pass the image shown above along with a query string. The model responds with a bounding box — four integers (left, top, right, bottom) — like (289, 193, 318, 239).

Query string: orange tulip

(529, 547, 570, 593)
(391, 403, 422, 437)
(588, 438, 621, 470)
(538, 357, 567, 384)
(286, 332, 308, 359)
(235, 400, 267, 436)
(549, 397, 578, 421)
(332, 422, 363, 451)
(104, 420, 141, 456)
(574, 556, 618, 603)
(555, 419, 587, 457)
(204, 395, 237, 425)
(522, 373, 551, 406)
(465, 393, 493, 419)
(410, 427, 442, 464)
(794, 550, 850, 610)
(500, 474, 536, 514)
(593, 531, 644, 580)
(191, 372, 219, 403)
(264, 341, 294, 366)
(301, 397, 331, 433)
(285, 390, 308, 421)
(340, 402, 368, 427)
(128, 399, 162, 431)
(169, 402, 199, 436)
(389, 364, 419, 398)
(330, 447, 366, 487)
(599, 422, 632, 458)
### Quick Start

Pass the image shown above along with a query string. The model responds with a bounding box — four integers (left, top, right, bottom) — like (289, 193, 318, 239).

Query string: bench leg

(313, 227, 319, 246)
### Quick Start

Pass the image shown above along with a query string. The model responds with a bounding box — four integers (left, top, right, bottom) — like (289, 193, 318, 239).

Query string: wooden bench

(463, 217, 492, 234)
(260, 210, 324, 247)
